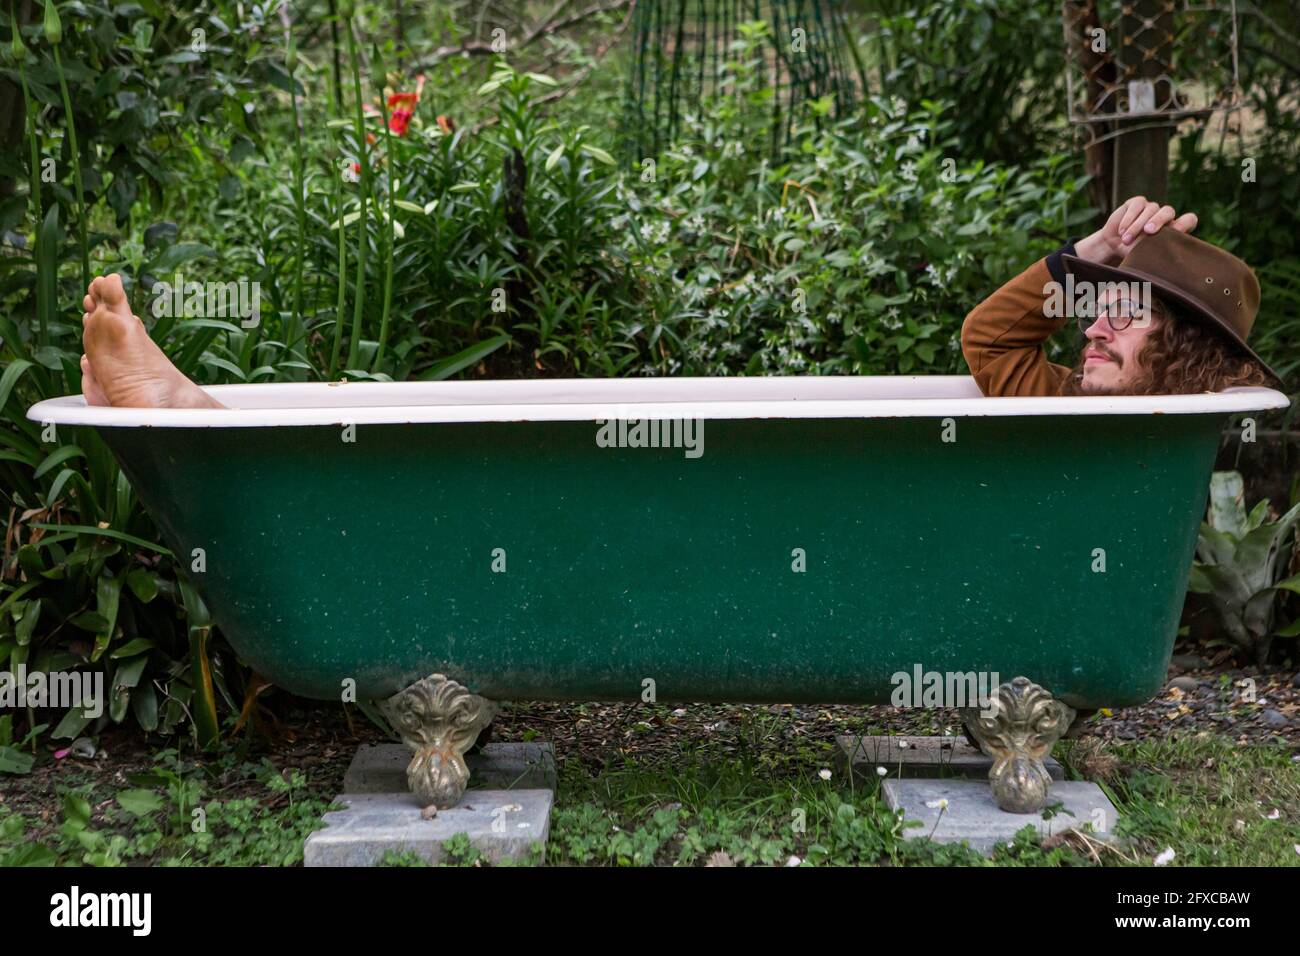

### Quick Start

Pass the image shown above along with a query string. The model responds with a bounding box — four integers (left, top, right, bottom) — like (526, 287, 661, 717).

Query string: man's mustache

(1085, 344, 1122, 366)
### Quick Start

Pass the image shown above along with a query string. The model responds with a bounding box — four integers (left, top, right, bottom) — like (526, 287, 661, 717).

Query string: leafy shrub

(619, 95, 1090, 377)
(1189, 471, 1300, 665)
(1, 2, 277, 749)
(847, 0, 1068, 165)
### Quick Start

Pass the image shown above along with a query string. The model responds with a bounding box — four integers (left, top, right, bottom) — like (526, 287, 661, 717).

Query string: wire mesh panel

(622, 0, 860, 159)
(1063, 0, 1241, 143)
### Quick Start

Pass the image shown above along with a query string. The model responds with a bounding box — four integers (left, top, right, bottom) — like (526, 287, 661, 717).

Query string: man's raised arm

(959, 244, 1077, 398)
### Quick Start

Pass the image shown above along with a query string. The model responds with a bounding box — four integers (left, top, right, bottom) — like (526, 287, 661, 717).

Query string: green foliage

(0, 2, 290, 746)
(1189, 471, 1300, 664)
(1099, 734, 1300, 866)
(0, 714, 41, 774)
(1166, 0, 1300, 397)
(849, 0, 1067, 165)
(546, 756, 1108, 866)
(623, 4, 859, 160)
(0, 750, 331, 866)
(622, 96, 1089, 376)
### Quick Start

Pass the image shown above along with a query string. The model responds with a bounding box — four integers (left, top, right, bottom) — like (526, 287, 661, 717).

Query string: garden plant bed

(3, 663, 1297, 867)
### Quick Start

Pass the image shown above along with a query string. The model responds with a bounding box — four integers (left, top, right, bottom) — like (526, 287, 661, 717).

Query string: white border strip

(26, 377, 1291, 428)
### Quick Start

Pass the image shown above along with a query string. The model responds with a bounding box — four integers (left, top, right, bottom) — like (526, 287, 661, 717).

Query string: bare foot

(79, 354, 109, 405)
(81, 274, 224, 409)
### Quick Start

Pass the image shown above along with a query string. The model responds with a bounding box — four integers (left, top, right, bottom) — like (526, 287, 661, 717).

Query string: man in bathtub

(961, 195, 1279, 396)
(78, 196, 1277, 405)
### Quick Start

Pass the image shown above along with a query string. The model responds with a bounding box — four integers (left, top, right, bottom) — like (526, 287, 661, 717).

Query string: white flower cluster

(923, 262, 957, 288)
(774, 344, 809, 371)
(686, 341, 717, 363)
(639, 220, 671, 244)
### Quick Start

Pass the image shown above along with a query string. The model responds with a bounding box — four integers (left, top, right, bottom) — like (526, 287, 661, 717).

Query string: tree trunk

(1062, 0, 1115, 219)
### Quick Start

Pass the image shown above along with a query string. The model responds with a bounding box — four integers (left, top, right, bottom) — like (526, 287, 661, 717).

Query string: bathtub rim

(26, 376, 1290, 428)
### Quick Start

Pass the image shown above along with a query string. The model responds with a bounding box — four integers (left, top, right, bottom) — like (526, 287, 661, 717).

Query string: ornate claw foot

(959, 676, 1075, 814)
(380, 674, 498, 808)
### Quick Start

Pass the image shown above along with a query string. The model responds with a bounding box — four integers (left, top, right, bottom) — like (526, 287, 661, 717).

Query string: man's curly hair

(1063, 297, 1273, 395)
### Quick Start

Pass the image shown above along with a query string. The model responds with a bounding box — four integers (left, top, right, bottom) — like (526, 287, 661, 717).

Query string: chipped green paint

(97, 412, 1221, 708)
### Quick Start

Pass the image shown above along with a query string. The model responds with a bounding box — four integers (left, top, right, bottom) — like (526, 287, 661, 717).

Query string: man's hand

(1073, 196, 1198, 265)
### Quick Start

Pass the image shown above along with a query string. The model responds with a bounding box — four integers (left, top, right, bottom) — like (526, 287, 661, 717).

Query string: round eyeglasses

(1076, 298, 1148, 335)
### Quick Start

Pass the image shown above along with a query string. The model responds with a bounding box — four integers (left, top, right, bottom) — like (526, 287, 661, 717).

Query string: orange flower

(388, 105, 415, 136)
(385, 75, 426, 136)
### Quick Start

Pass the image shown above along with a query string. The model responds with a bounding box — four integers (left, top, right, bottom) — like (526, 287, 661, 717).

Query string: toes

(99, 273, 128, 309)
(83, 294, 94, 312)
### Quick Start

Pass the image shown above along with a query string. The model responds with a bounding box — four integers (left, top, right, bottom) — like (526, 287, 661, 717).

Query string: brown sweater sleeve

(961, 256, 1074, 397)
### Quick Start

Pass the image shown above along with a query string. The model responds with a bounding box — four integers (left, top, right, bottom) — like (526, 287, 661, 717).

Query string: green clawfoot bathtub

(29, 376, 1289, 812)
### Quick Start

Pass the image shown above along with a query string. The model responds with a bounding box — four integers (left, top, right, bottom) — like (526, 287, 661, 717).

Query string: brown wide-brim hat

(1061, 228, 1283, 387)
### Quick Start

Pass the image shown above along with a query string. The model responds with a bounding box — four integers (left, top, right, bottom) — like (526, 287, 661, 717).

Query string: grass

(2, 711, 1295, 866)
(542, 720, 1299, 866)
(1095, 735, 1300, 866)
